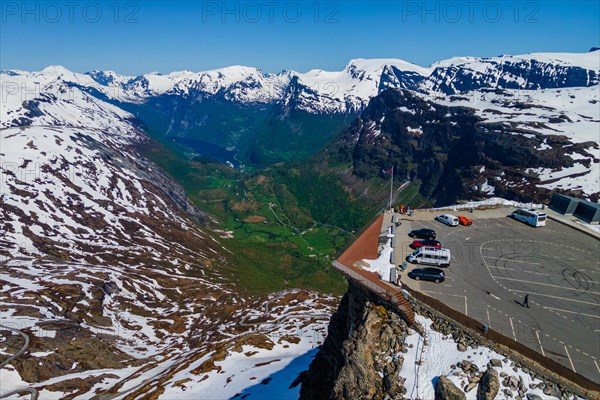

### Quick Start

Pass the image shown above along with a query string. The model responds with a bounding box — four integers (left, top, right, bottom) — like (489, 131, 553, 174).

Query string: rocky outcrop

(436, 376, 467, 400)
(330, 89, 599, 205)
(477, 368, 500, 400)
(301, 282, 582, 400)
(299, 281, 410, 400)
(424, 55, 599, 94)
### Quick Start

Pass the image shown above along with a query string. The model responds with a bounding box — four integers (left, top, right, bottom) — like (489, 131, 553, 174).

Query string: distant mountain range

(3, 50, 598, 115)
(3, 50, 598, 169)
(0, 50, 600, 198)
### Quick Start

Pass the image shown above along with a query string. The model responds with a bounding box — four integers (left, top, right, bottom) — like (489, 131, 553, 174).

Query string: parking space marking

(509, 317, 517, 341)
(422, 290, 468, 315)
(543, 307, 600, 320)
(490, 266, 550, 276)
(428, 225, 600, 381)
(483, 256, 541, 265)
(493, 277, 600, 294)
(412, 220, 438, 229)
(489, 293, 501, 301)
(485, 305, 598, 362)
(422, 290, 463, 298)
(535, 330, 545, 357)
(508, 290, 600, 307)
(564, 345, 576, 372)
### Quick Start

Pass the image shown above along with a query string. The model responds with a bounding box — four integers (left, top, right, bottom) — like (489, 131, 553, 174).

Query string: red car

(410, 239, 441, 249)
(458, 216, 473, 226)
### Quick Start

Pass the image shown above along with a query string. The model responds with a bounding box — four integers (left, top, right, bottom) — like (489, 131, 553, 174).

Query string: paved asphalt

(397, 212, 600, 384)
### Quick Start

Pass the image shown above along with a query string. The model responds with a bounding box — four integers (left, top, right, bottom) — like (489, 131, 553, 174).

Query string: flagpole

(389, 167, 393, 210)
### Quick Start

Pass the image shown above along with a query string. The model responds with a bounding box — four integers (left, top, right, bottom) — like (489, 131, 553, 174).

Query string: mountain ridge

(4, 50, 598, 115)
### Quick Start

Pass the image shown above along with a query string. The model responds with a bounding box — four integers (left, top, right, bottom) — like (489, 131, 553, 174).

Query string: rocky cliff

(300, 282, 581, 400)
(329, 88, 599, 205)
(299, 281, 411, 400)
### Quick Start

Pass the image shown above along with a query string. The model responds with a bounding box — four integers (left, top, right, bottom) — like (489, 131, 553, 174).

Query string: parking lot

(396, 209, 600, 383)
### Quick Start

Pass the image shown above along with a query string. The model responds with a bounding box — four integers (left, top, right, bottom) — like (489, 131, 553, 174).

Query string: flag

(382, 167, 393, 174)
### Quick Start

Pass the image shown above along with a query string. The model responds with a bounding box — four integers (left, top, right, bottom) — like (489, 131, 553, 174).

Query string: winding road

(0, 323, 39, 400)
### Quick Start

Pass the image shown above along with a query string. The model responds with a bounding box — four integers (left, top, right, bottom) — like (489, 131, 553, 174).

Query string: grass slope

(138, 139, 371, 295)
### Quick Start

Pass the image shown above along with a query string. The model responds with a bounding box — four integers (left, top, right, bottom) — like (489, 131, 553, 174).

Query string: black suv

(408, 267, 445, 283)
(408, 228, 437, 239)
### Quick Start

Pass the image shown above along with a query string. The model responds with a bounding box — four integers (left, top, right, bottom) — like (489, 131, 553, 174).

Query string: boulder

(507, 375, 519, 390)
(459, 360, 478, 374)
(464, 382, 478, 393)
(543, 384, 561, 398)
(526, 394, 543, 400)
(490, 358, 502, 368)
(101, 280, 120, 296)
(436, 376, 466, 400)
(477, 368, 500, 400)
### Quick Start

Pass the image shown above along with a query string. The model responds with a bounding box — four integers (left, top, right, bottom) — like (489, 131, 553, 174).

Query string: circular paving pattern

(480, 239, 599, 331)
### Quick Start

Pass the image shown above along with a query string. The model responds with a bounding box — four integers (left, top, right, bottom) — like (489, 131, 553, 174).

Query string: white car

(435, 214, 459, 226)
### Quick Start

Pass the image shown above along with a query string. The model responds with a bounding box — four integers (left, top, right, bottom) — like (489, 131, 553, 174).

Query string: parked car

(408, 228, 437, 239)
(457, 215, 473, 226)
(406, 247, 451, 267)
(435, 214, 459, 226)
(410, 239, 441, 249)
(408, 267, 445, 283)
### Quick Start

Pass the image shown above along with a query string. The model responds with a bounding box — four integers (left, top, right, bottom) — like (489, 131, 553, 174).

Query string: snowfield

(360, 236, 396, 283)
(0, 282, 334, 400)
(400, 314, 582, 400)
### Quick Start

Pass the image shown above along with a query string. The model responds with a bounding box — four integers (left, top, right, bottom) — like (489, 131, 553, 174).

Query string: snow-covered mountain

(423, 51, 600, 94)
(0, 72, 335, 399)
(2, 49, 598, 196)
(278, 58, 432, 113)
(3, 51, 597, 115)
(427, 85, 600, 198)
(331, 84, 600, 203)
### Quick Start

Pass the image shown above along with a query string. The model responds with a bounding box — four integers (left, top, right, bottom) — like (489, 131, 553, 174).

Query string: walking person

(523, 294, 530, 308)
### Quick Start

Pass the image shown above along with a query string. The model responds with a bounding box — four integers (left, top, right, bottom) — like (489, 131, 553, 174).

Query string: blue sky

(1, 1, 598, 75)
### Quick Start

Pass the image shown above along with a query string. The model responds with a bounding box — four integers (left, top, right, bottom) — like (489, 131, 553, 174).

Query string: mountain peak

(41, 65, 73, 75)
(344, 58, 432, 76)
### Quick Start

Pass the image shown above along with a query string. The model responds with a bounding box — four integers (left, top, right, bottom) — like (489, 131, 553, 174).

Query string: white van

(436, 214, 459, 226)
(511, 208, 547, 227)
(407, 247, 451, 267)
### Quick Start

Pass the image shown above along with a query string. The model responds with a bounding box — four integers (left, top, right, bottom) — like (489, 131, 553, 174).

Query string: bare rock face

(435, 375, 466, 400)
(299, 281, 409, 400)
(477, 368, 500, 400)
